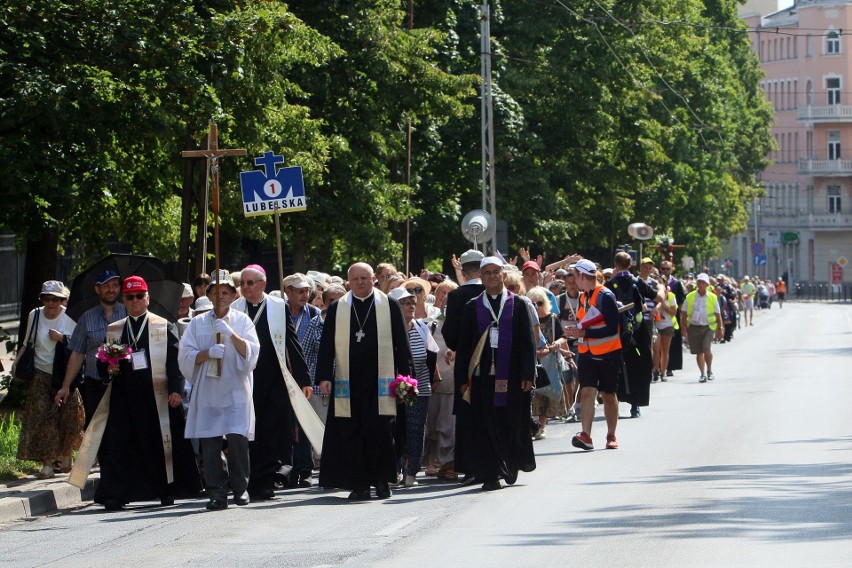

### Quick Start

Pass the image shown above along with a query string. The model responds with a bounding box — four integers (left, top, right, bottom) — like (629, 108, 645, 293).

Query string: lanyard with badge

(483, 290, 506, 350)
(127, 314, 149, 371)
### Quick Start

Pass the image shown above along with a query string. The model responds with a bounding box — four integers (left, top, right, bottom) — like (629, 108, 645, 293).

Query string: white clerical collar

(353, 292, 374, 301)
(130, 312, 148, 322)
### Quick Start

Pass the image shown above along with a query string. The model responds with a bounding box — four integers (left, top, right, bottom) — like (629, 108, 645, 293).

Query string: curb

(0, 474, 99, 523)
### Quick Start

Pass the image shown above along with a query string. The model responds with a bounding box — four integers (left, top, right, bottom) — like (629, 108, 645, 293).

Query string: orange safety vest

(776, 281, 787, 294)
(577, 285, 622, 355)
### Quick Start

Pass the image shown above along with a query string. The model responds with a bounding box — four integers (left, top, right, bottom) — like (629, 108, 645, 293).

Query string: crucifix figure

(181, 120, 247, 278)
(181, 120, 246, 373)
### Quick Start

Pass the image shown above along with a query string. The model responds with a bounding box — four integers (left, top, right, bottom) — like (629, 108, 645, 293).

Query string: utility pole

(481, 2, 497, 254)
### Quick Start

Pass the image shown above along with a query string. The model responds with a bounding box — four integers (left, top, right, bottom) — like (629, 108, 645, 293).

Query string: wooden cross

(181, 120, 247, 279)
(182, 121, 245, 374)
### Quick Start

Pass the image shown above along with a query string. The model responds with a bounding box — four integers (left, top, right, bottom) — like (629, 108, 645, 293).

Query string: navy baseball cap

(96, 270, 121, 285)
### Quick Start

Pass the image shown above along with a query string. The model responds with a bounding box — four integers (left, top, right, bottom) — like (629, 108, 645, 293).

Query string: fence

(791, 282, 852, 302)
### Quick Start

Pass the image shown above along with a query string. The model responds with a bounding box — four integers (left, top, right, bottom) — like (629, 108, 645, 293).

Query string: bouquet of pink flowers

(97, 341, 132, 376)
(389, 374, 419, 406)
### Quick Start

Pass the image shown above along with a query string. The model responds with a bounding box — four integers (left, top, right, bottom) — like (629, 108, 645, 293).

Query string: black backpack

(607, 279, 638, 349)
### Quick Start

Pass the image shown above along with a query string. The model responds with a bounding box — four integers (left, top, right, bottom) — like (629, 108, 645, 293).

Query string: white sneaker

(404, 474, 418, 487)
(534, 429, 547, 440)
(36, 465, 55, 479)
(707, 371, 715, 381)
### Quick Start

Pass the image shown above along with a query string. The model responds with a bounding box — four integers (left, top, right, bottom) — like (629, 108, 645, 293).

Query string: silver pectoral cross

(355, 329, 365, 343)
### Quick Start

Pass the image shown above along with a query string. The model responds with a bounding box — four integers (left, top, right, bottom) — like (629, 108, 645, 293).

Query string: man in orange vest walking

(565, 259, 623, 451)
(775, 277, 787, 309)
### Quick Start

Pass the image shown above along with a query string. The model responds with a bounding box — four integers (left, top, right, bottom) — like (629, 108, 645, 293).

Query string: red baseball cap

(522, 260, 540, 273)
(122, 276, 148, 294)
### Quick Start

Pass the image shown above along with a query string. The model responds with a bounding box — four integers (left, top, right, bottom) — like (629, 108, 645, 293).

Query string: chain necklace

(352, 298, 374, 343)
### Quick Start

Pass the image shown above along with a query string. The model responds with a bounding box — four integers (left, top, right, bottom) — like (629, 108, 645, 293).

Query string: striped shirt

(68, 303, 128, 379)
(408, 325, 431, 396)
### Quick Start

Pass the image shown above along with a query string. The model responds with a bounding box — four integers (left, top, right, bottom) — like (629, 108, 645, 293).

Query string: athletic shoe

(630, 405, 641, 418)
(572, 431, 594, 451)
(707, 371, 715, 381)
(660, 374, 668, 382)
(404, 474, 418, 487)
(534, 429, 547, 440)
(699, 375, 707, 383)
(605, 435, 619, 450)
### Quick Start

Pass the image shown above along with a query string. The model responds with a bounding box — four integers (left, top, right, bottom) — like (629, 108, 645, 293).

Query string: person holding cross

(316, 262, 413, 501)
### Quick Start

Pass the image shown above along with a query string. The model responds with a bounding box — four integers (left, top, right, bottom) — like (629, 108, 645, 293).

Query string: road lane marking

(373, 516, 418, 536)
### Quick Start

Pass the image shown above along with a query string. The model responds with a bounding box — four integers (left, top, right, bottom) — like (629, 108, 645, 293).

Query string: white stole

(263, 296, 325, 454)
(69, 313, 173, 488)
(334, 290, 395, 417)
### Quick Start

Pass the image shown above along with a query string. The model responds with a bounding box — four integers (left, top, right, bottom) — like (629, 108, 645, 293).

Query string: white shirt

(29, 307, 76, 374)
(178, 309, 260, 440)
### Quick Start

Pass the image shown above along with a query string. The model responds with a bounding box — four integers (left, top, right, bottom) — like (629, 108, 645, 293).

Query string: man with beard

(440, 249, 485, 485)
(233, 264, 312, 500)
(73, 276, 202, 510)
(56, 270, 127, 425)
(453, 256, 536, 490)
(316, 262, 412, 501)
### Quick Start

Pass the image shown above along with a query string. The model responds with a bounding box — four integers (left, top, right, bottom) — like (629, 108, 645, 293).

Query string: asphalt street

(0, 301, 849, 567)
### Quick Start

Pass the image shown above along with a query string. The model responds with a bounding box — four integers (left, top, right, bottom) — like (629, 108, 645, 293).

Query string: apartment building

(726, 0, 851, 284)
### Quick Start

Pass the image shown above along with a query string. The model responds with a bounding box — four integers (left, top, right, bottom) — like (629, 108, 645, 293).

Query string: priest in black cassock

(317, 262, 412, 501)
(92, 276, 201, 510)
(232, 264, 312, 500)
(440, 248, 485, 484)
(453, 257, 536, 491)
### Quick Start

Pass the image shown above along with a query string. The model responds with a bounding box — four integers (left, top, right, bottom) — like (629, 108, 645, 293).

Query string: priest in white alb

(178, 272, 260, 511)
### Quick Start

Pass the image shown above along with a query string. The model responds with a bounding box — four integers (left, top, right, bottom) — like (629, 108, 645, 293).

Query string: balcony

(798, 158, 852, 176)
(796, 105, 852, 122)
(754, 211, 852, 230)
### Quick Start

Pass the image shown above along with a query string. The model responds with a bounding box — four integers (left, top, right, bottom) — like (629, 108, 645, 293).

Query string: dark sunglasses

(123, 293, 146, 301)
(241, 279, 262, 287)
(41, 296, 62, 303)
(406, 286, 423, 294)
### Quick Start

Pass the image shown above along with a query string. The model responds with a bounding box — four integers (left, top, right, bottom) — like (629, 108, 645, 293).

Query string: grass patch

(0, 412, 41, 482)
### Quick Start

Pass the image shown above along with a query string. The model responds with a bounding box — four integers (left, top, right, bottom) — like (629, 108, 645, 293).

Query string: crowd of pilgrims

(11, 248, 768, 510)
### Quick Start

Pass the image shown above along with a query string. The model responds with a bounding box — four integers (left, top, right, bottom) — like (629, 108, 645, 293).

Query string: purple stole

(475, 290, 514, 408)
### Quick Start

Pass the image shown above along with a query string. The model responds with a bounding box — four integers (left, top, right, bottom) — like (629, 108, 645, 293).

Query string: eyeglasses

(406, 286, 423, 294)
(41, 296, 62, 303)
(241, 279, 263, 287)
(123, 293, 146, 301)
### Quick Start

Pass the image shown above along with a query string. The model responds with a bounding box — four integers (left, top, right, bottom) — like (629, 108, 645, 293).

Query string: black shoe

(234, 493, 250, 506)
(481, 479, 502, 491)
(103, 499, 124, 511)
(160, 496, 175, 507)
(652, 372, 659, 382)
(251, 488, 275, 501)
(666, 370, 674, 377)
(660, 374, 668, 382)
(375, 483, 392, 499)
(347, 489, 371, 501)
(206, 499, 228, 511)
(460, 474, 478, 487)
(297, 478, 312, 488)
(630, 405, 641, 418)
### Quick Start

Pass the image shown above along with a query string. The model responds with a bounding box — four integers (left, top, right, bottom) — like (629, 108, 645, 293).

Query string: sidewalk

(0, 472, 99, 524)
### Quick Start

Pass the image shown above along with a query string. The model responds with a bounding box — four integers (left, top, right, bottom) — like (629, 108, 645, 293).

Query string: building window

(828, 131, 841, 160)
(807, 35, 813, 58)
(807, 131, 814, 158)
(826, 31, 841, 55)
(827, 78, 841, 105)
(828, 186, 842, 213)
(806, 79, 813, 106)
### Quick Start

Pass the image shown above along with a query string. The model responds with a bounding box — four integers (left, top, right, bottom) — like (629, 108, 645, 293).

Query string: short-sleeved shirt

(68, 303, 128, 379)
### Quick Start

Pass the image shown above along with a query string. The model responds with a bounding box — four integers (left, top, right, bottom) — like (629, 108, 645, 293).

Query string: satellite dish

(461, 209, 496, 248)
(628, 222, 654, 241)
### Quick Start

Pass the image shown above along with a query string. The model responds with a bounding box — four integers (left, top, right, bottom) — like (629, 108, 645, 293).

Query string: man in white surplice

(179, 272, 260, 511)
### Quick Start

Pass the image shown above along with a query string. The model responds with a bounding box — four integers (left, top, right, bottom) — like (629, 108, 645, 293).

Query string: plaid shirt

(302, 314, 325, 395)
(68, 303, 127, 380)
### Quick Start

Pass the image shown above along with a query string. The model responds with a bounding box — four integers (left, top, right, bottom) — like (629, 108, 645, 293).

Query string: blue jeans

(405, 396, 430, 476)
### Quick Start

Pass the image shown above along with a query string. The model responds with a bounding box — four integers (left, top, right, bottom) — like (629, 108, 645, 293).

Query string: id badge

(131, 349, 148, 371)
(490, 326, 499, 349)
